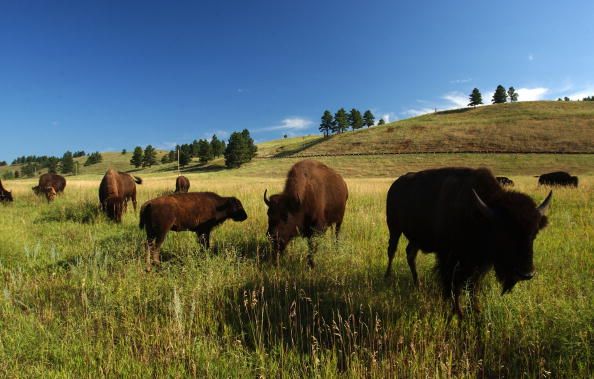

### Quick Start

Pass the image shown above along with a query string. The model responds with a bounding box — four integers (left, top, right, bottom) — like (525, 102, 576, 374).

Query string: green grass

(298, 101, 594, 155)
(0, 166, 592, 377)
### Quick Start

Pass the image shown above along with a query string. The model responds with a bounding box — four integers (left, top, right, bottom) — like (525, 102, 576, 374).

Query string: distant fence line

(254, 151, 594, 159)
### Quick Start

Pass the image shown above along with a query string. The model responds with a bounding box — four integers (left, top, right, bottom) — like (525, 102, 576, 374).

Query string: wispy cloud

(565, 87, 594, 100)
(528, 54, 534, 61)
(157, 141, 178, 150)
(236, 88, 247, 93)
(202, 129, 230, 139)
(442, 92, 468, 108)
(256, 117, 313, 132)
(449, 78, 472, 84)
(401, 108, 435, 117)
(516, 87, 549, 101)
(379, 112, 397, 124)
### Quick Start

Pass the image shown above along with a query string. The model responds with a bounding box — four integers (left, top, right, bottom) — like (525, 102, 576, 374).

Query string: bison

(263, 160, 348, 268)
(33, 173, 66, 202)
(496, 176, 514, 186)
(385, 167, 552, 317)
(175, 176, 190, 193)
(0, 179, 13, 203)
(98, 169, 142, 222)
(139, 192, 248, 270)
(538, 171, 578, 187)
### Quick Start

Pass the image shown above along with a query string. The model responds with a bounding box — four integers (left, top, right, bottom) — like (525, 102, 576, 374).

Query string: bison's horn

(472, 189, 495, 220)
(537, 191, 553, 215)
(263, 189, 271, 206)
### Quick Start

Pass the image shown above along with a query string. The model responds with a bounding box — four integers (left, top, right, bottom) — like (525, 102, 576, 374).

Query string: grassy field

(298, 101, 594, 155)
(0, 158, 592, 377)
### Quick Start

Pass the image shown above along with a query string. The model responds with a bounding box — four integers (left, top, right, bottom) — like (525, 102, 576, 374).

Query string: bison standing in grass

(263, 159, 348, 268)
(33, 173, 66, 202)
(98, 169, 142, 222)
(538, 171, 578, 187)
(0, 179, 13, 203)
(139, 192, 248, 271)
(385, 167, 552, 317)
(175, 176, 190, 193)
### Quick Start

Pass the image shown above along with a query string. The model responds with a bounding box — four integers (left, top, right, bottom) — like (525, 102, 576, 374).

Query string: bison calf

(32, 173, 66, 202)
(139, 192, 248, 271)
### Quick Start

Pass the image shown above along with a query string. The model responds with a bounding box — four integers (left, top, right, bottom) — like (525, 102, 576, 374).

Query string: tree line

(4, 150, 104, 179)
(129, 130, 257, 170)
(319, 109, 383, 137)
(468, 85, 519, 107)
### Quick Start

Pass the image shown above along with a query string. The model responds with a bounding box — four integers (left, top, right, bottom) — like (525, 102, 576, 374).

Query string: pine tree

(224, 129, 257, 168)
(179, 150, 191, 167)
(363, 110, 375, 128)
(121, 149, 127, 155)
(142, 145, 158, 167)
(130, 146, 143, 168)
(348, 108, 364, 130)
(61, 151, 74, 174)
(161, 154, 170, 164)
(333, 108, 349, 134)
(468, 88, 483, 107)
(210, 135, 225, 157)
(492, 85, 508, 104)
(507, 87, 518, 102)
(198, 139, 213, 163)
(319, 110, 334, 137)
(378, 119, 386, 125)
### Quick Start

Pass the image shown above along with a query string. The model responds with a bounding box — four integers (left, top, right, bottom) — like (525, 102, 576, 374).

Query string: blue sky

(1, 1, 593, 162)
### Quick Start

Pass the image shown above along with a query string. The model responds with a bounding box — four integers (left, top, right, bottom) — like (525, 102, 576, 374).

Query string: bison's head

(0, 189, 13, 202)
(105, 197, 124, 223)
(473, 189, 552, 294)
(263, 189, 300, 255)
(32, 186, 41, 195)
(220, 197, 248, 222)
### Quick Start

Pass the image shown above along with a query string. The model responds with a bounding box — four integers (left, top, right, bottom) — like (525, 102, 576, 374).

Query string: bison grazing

(175, 176, 190, 193)
(0, 179, 13, 203)
(496, 176, 514, 186)
(385, 167, 552, 317)
(99, 169, 143, 222)
(139, 192, 248, 270)
(538, 171, 578, 187)
(33, 173, 66, 202)
(263, 159, 348, 268)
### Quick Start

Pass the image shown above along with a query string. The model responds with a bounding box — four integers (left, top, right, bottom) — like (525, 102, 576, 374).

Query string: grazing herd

(0, 164, 584, 316)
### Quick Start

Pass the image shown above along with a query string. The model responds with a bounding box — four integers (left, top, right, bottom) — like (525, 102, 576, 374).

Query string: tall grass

(0, 174, 592, 377)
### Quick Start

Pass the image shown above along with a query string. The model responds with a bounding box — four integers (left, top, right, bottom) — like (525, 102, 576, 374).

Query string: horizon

(1, 1, 593, 162)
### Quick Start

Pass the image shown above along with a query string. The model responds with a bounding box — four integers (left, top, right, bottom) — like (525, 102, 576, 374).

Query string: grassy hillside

(295, 101, 594, 156)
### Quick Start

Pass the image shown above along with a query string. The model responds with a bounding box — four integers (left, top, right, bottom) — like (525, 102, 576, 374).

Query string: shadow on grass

(435, 107, 475, 116)
(272, 136, 329, 158)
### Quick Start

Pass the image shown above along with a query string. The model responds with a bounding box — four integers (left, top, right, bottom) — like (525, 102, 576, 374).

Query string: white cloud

(528, 54, 534, 61)
(442, 92, 468, 108)
(566, 87, 594, 100)
(256, 117, 313, 132)
(516, 87, 549, 101)
(401, 108, 435, 117)
(379, 112, 397, 124)
(449, 78, 472, 84)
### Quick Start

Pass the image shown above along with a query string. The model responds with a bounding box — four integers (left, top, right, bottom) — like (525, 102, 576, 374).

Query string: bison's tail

(133, 176, 143, 185)
(139, 203, 150, 230)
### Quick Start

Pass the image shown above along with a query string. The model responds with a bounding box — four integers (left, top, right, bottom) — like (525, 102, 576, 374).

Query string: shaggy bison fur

(98, 169, 142, 222)
(385, 167, 552, 317)
(175, 176, 190, 193)
(264, 159, 348, 268)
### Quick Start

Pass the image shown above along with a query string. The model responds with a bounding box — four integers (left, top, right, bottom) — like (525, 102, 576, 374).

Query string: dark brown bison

(33, 173, 66, 202)
(538, 171, 578, 187)
(175, 176, 190, 193)
(139, 192, 248, 270)
(385, 167, 552, 317)
(0, 179, 13, 202)
(496, 176, 514, 186)
(263, 160, 348, 268)
(98, 169, 143, 222)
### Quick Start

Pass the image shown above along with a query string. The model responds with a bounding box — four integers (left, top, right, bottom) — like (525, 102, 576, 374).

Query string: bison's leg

(468, 273, 483, 314)
(132, 193, 137, 212)
(145, 238, 156, 272)
(197, 231, 211, 250)
(307, 237, 318, 269)
(450, 262, 474, 318)
(384, 231, 401, 278)
(406, 242, 420, 287)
